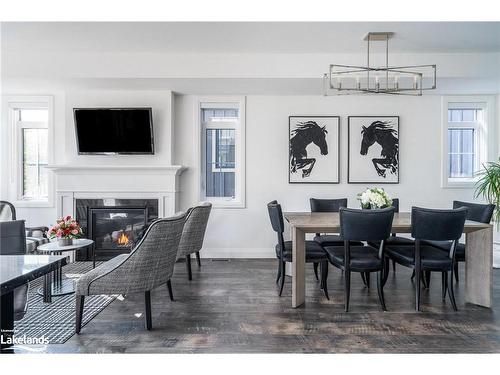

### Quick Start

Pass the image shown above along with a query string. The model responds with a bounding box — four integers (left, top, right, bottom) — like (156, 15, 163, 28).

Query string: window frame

(441, 96, 496, 189)
(196, 96, 246, 208)
(4, 96, 55, 207)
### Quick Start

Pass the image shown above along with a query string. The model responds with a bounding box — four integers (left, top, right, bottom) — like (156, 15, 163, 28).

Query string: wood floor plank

(19, 259, 500, 354)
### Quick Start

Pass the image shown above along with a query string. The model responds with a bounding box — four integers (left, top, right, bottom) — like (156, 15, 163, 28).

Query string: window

(199, 98, 245, 208)
(4, 96, 53, 206)
(448, 128, 475, 178)
(442, 97, 494, 188)
(17, 108, 49, 200)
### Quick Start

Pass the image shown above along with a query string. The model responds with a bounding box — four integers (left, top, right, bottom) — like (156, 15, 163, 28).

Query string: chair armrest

(26, 226, 49, 238)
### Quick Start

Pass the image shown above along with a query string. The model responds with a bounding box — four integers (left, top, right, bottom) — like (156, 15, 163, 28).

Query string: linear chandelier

(323, 32, 436, 96)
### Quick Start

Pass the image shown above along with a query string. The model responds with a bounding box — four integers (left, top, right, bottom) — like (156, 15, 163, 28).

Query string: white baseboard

(200, 247, 275, 259)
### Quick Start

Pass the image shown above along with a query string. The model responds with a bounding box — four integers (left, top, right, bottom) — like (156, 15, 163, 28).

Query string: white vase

(58, 238, 73, 246)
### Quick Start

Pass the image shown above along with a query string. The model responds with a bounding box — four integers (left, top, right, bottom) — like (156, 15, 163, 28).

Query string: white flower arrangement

(357, 187, 392, 209)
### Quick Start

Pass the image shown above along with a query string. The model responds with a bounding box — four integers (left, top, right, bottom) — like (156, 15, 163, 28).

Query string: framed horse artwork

(289, 116, 340, 184)
(348, 116, 399, 184)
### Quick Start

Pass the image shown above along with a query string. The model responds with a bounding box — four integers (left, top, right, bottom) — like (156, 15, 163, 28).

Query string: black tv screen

(74, 108, 154, 154)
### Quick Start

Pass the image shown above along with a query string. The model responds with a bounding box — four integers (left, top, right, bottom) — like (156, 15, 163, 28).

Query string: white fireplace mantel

(46, 165, 186, 175)
(48, 164, 187, 218)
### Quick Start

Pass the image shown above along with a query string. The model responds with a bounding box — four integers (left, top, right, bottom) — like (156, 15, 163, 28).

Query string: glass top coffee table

(35, 239, 94, 300)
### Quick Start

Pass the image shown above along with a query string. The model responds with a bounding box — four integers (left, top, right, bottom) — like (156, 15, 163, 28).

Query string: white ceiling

(2, 22, 500, 53)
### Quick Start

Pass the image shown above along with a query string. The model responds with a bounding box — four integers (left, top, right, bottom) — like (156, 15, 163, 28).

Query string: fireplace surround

(47, 165, 186, 260)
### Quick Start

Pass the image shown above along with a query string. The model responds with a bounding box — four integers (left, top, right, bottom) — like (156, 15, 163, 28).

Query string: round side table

(36, 239, 94, 301)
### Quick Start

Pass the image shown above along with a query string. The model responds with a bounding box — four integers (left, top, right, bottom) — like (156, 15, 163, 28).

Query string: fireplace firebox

(75, 199, 158, 261)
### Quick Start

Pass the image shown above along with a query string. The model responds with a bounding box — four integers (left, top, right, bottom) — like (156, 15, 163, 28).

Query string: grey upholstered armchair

(177, 202, 212, 280)
(75, 212, 187, 332)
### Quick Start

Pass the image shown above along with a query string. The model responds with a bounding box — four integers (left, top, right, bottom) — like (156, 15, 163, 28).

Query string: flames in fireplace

(116, 232, 131, 246)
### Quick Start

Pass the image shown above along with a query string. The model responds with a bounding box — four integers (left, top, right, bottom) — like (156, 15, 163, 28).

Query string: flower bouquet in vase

(357, 188, 392, 209)
(49, 216, 83, 246)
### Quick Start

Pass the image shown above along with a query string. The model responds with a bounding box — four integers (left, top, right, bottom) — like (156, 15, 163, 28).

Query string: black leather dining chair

(311, 198, 364, 247)
(323, 207, 395, 311)
(367, 198, 415, 274)
(267, 200, 330, 299)
(0, 220, 29, 320)
(424, 201, 495, 283)
(310, 198, 364, 283)
(385, 207, 468, 311)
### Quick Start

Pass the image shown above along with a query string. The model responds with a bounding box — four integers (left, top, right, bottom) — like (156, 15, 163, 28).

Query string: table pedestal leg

(292, 227, 305, 308)
(43, 273, 52, 303)
(54, 251, 63, 286)
(465, 227, 493, 307)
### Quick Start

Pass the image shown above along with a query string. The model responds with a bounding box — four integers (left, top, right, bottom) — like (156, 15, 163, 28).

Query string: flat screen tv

(74, 108, 154, 154)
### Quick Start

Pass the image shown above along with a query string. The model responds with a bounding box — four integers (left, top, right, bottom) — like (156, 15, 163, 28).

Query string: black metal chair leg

(441, 272, 447, 301)
(360, 272, 367, 287)
(382, 256, 390, 287)
(411, 269, 415, 281)
(415, 268, 421, 311)
(75, 295, 85, 334)
(344, 271, 351, 312)
(144, 291, 152, 330)
(313, 262, 319, 281)
(365, 272, 371, 289)
(195, 251, 201, 267)
(392, 260, 396, 273)
(377, 270, 387, 311)
(186, 254, 192, 281)
(454, 262, 459, 283)
(421, 271, 428, 289)
(425, 271, 431, 289)
(320, 261, 329, 300)
(167, 279, 174, 301)
(276, 260, 282, 283)
(448, 267, 458, 311)
(278, 261, 286, 297)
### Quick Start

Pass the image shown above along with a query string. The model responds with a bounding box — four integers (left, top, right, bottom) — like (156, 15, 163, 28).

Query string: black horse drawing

(360, 121, 398, 178)
(290, 121, 328, 178)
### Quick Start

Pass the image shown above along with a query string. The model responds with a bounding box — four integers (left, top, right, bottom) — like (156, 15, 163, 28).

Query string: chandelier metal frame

(323, 32, 436, 96)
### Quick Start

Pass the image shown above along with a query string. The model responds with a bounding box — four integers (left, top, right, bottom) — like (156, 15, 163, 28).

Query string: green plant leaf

(474, 158, 500, 227)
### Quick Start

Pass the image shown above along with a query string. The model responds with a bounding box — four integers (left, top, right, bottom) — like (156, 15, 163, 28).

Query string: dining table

(1, 254, 68, 350)
(284, 211, 493, 308)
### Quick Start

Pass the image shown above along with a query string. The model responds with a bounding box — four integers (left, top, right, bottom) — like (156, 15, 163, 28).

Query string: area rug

(14, 261, 117, 344)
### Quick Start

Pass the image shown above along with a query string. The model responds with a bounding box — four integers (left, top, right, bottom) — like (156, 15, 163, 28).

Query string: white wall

(175, 94, 499, 258)
(63, 90, 174, 166)
(2, 44, 499, 256)
(1, 89, 174, 227)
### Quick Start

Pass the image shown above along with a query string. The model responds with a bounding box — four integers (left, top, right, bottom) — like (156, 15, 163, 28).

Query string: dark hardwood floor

(37, 259, 500, 353)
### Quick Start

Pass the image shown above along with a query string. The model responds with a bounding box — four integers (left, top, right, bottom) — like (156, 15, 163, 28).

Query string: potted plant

(48, 215, 83, 246)
(357, 187, 393, 209)
(475, 158, 500, 230)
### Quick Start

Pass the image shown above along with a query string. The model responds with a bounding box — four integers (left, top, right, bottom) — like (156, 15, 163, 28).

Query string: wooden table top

(284, 212, 491, 234)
